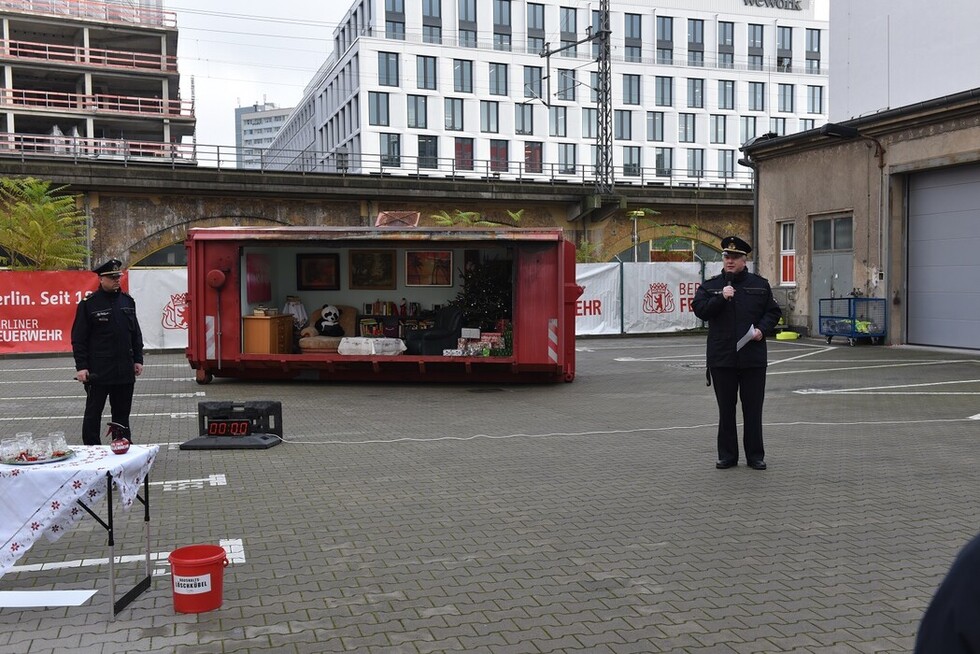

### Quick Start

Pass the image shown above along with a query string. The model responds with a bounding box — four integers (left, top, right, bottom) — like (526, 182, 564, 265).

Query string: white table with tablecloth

(0, 444, 159, 614)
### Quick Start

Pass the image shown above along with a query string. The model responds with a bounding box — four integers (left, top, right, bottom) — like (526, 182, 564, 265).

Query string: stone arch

(600, 223, 728, 262)
(128, 215, 293, 266)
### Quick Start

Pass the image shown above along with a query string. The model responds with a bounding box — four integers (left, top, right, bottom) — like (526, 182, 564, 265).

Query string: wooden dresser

(242, 315, 293, 354)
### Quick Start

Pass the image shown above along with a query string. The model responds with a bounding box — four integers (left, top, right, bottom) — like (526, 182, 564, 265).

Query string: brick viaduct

(0, 157, 753, 266)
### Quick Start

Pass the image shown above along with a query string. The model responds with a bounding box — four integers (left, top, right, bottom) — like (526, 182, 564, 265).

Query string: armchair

(405, 306, 463, 355)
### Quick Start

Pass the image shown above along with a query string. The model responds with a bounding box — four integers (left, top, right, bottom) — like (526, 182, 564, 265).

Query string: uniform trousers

(82, 383, 135, 445)
(709, 366, 767, 463)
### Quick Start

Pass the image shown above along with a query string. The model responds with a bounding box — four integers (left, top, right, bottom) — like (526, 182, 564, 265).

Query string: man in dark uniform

(692, 236, 781, 470)
(915, 531, 980, 653)
(71, 259, 144, 445)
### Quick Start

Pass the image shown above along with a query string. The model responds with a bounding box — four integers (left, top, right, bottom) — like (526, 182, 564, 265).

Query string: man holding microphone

(692, 236, 782, 470)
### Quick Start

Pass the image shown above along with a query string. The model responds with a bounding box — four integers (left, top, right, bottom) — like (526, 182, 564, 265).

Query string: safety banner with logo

(0, 269, 189, 354)
(0, 271, 101, 354)
(129, 269, 189, 350)
(574, 262, 724, 335)
(574, 263, 621, 335)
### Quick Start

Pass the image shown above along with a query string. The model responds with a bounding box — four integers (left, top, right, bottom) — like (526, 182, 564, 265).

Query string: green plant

(0, 177, 87, 269)
(431, 208, 523, 228)
(575, 239, 602, 263)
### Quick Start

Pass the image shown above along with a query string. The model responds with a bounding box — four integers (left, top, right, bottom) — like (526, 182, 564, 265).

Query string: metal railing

(0, 88, 193, 118)
(0, 132, 756, 191)
(0, 38, 178, 73)
(0, 0, 176, 29)
(0, 132, 196, 165)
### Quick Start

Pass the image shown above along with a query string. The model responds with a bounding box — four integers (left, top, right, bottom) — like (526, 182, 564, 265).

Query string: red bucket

(168, 544, 229, 613)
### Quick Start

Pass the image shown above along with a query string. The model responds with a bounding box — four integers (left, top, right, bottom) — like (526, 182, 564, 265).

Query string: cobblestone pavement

(2, 336, 979, 654)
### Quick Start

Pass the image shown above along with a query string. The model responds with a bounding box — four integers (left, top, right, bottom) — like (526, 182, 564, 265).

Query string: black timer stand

(180, 401, 283, 450)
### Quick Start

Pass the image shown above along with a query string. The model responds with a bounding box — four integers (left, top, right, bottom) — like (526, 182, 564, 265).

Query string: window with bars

(525, 142, 543, 173)
(490, 139, 509, 172)
(418, 135, 438, 169)
(455, 137, 474, 170)
(558, 143, 576, 174)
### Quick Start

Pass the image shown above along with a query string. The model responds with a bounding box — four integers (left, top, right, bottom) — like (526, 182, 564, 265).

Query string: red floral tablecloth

(0, 444, 158, 577)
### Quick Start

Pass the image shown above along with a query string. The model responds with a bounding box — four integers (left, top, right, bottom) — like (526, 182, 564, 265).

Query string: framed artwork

(245, 253, 272, 303)
(405, 250, 453, 287)
(296, 253, 340, 291)
(349, 249, 396, 290)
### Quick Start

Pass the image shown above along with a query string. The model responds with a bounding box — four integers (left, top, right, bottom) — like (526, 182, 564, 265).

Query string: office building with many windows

(235, 101, 293, 169)
(266, 0, 827, 186)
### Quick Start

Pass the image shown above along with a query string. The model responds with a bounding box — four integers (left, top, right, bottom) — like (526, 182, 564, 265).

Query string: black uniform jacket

(71, 288, 144, 385)
(692, 269, 781, 368)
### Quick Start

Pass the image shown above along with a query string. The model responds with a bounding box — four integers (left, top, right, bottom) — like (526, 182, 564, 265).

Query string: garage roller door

(907, 164, 980, 349)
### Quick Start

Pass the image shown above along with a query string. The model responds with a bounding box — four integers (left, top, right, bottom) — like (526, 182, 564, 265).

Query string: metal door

(908, 164, 980, 349)
(809, 215, 853, 333)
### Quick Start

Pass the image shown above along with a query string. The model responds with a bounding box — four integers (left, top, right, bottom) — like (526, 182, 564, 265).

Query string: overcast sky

(173, 1, 346, 147)
(172, 1, 829, 148)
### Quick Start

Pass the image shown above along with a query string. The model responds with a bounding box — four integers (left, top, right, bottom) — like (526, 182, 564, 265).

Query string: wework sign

(743, 0, 804, 10)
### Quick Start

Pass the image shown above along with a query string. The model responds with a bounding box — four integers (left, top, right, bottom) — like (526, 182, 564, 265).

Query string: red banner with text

(0, 271, 125, 354)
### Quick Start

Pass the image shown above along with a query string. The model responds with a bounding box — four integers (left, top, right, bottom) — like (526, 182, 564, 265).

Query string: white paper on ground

(736, 324, 756, 351)
(0, 590, 97, 607)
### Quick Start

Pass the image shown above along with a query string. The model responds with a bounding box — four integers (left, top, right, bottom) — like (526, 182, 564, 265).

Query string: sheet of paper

(737, 324, 756, 351)
(0, 590, 97, 607)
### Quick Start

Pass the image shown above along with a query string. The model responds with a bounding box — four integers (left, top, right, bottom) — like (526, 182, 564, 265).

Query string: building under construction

(0, 0, 195, 159)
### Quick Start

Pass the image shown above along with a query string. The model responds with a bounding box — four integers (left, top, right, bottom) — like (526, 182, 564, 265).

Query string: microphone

(724, 272, 733, 299)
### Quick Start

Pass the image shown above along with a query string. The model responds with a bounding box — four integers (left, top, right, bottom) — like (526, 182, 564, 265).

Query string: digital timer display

(206, 419, 252, 436)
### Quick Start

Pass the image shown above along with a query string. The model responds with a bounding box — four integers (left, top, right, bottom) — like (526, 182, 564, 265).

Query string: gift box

(479, 332, 504, 349)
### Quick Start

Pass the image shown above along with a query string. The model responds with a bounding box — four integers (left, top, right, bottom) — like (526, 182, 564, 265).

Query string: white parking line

(0, 412, 197, 422)
(795, 378, 980, 395)
(0, 392, 206, 401)
(150, 474, 227, 492)
(7, 539, 246, 575)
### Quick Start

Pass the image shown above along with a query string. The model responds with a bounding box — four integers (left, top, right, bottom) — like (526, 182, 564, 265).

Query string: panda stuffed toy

(315, 305, 345, 337)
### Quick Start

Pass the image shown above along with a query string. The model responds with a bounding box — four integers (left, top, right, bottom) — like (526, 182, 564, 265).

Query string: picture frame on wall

(296, 253, 340, 291)
(349, 249, 397, 290)
(405, 250, 453, 287)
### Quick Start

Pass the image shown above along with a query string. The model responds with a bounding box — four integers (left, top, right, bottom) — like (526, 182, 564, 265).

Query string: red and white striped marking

(205, 315, 216, 359)
(548, 318, 559, 363)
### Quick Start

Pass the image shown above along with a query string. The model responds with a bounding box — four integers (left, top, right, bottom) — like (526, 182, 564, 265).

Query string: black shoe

(715, 460, 737, 469)
(747, 460, 767, 470)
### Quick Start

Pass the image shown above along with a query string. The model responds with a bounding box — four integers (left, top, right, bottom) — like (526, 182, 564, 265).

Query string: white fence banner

(574, 263, 621, 335)
(129, 269, 188, 350)
(623, 262, 706, 334)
